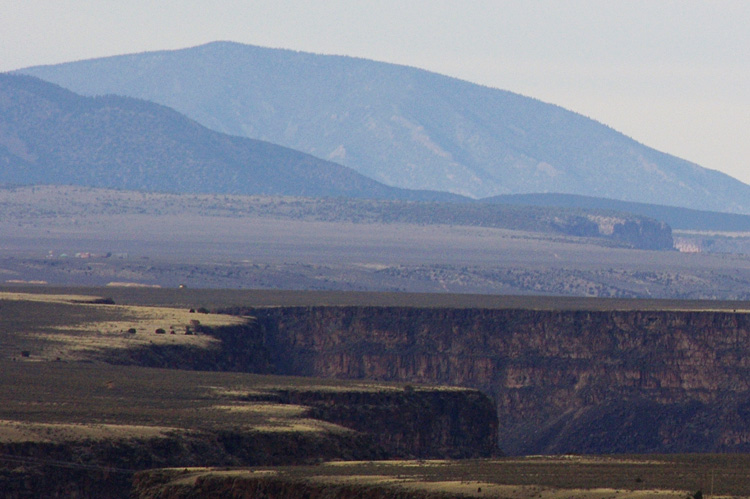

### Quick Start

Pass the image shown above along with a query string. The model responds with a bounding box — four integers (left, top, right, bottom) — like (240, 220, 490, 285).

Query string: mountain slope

(0, 73, 461, 201)
(17, 41, 750, 213)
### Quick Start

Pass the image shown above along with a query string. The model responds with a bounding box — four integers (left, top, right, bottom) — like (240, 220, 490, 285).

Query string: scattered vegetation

(135, 455, 750, 498)
(0, 291, 244, 362)
(0, 361, 388, 433)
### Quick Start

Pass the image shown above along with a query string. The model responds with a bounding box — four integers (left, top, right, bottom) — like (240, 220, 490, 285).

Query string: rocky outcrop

(220, 306, 750, 455)
(608, 217, 674, 250)
(562, 213, 674, 250)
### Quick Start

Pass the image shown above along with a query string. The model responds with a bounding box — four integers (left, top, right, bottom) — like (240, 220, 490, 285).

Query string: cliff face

(609, 217, 673, 250)
(274, 388, 498, 459)
(103, 340, 498, 460)
(236, 306, 750, 455)
(580, 213, 673, 250)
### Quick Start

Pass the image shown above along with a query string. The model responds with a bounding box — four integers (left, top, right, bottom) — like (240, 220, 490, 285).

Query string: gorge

(119, 302, 750, 455)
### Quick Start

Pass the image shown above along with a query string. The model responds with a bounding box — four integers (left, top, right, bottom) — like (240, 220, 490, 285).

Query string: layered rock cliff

(209, 306, 750, 455)
(274, 387, 497, 459)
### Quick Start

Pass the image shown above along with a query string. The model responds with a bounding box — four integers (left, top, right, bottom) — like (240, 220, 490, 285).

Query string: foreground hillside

(0, 363, 494, 497)
(0, 73, 455, 201)
(6, 285, 750, 457)
(19, 41, 750, 212)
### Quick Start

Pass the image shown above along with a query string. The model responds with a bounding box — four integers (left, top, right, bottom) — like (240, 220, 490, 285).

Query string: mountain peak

(17, 42, 750, 213)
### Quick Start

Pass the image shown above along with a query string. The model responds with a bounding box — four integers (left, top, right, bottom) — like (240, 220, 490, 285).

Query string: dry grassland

(0, 359, 419, 446)
(159, 456, 750, 498)
(212, 403, 309, 416)
(399, 481, 687, 498)
(0, 291, 244, 361)
(209, 403, 353, 433)
(250, 419, 352, 434)
(0, 419, 176, 443)
(4, 283, 750, 312)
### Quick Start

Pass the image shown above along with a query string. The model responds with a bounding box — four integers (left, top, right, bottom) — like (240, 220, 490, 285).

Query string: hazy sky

(3, 1, 749, 185)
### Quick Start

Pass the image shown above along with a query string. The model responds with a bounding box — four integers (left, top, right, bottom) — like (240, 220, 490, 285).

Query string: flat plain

(1, 186, 750, 299)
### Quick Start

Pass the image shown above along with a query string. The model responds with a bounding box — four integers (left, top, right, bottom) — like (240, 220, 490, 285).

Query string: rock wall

(104, 337, 499, 460)
(237, 306, 750, 455)
(274, 388, 498, 459)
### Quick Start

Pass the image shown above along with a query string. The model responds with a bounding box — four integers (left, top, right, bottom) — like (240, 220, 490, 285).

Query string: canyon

(0, 291, 499, 497)
(4, 286, 750, 496)
(147, 303, 750, 455)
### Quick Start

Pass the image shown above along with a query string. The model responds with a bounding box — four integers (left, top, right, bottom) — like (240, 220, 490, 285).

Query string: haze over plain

(1, 1, 750, 297)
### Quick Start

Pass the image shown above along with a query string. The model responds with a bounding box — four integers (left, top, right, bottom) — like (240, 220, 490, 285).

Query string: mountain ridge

(3, 72, 746, 241)
(0, 72, 462, 202)
(17, 41, 750, 213)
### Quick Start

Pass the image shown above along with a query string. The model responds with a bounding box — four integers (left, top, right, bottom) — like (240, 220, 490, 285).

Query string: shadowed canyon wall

(231, 306, 750, 455)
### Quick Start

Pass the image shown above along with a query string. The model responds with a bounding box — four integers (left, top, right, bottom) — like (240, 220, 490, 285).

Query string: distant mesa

(483, 192, 750, 232)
